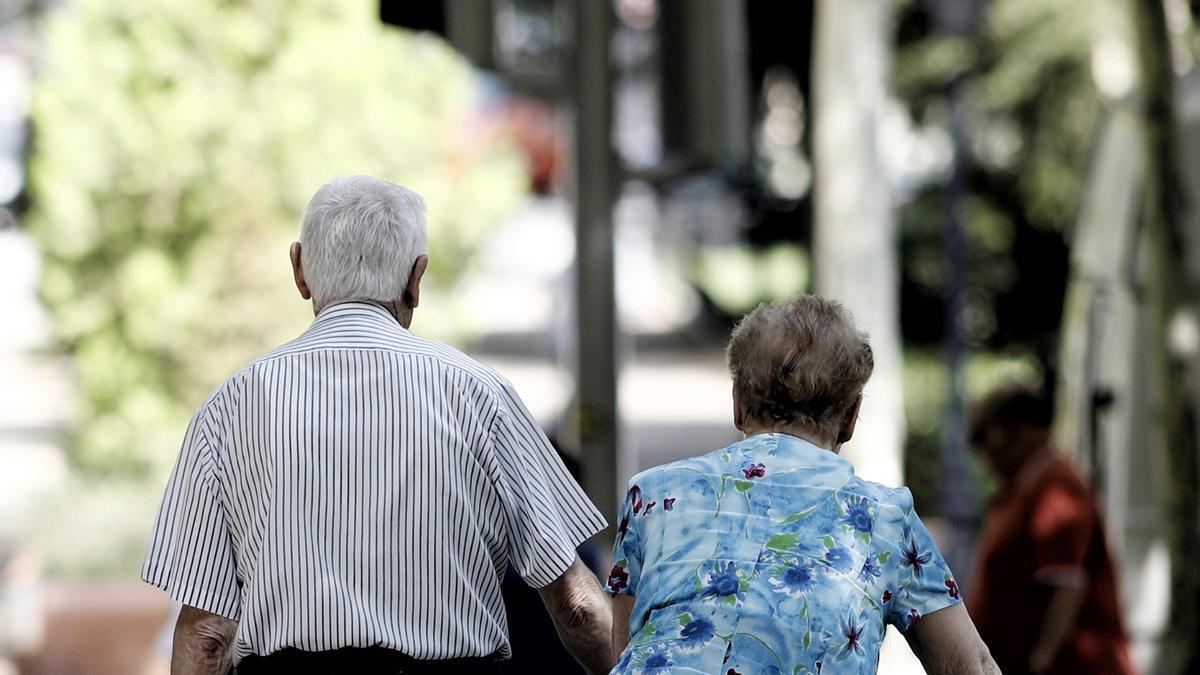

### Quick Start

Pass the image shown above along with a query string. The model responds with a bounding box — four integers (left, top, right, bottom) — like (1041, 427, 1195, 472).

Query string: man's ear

(403, 254, 429, 309)
(290, 242, 311, 300)
(837, 394, 864, 445)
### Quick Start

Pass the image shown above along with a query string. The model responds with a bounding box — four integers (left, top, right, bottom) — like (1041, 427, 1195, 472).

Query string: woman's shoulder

(841, 475, 918, 516)
(623, 449, 724, 491)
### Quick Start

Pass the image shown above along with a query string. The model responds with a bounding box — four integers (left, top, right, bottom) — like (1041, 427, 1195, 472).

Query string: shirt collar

(310, 300, 408, 332)
(749, 432, 854, 471)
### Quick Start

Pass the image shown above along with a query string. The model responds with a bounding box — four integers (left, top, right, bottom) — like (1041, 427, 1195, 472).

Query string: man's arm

(536, 555, 614, 675)
(1028, 578, 1088, 673)
(902, 603, 1000, 675)
(611, 594, 634, 662)
(171, 605, 237, 675)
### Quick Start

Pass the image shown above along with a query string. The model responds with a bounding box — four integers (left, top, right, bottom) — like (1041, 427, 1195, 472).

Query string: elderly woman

(605, 296, 997, 675)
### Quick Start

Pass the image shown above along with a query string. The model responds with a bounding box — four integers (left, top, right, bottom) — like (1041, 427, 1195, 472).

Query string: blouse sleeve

(605, 481, 644, 597)
(887, 493, 962, 632)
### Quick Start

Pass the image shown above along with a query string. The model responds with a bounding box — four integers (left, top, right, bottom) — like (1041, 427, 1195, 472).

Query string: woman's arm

(902, 603, 1000, 675)
(611, 594, 635, 662)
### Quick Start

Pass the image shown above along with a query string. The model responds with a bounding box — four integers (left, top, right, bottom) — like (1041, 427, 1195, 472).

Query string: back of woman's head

(726, 295, 874, 440)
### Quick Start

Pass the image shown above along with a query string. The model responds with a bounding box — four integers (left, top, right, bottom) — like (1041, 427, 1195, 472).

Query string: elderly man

(142, 176, 613, 674)
(605, 296, 999, 674)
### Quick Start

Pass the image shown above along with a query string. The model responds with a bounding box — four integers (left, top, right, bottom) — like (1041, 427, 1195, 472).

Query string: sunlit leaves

(27, 0, 526, 476)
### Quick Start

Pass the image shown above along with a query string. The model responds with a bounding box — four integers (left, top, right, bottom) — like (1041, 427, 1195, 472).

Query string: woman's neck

(739, 424, 835, 452)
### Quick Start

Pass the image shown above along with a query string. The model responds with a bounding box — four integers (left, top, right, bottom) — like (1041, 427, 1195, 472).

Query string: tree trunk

(812, 0, 904, 488)
(1130, 1, 1200, 672)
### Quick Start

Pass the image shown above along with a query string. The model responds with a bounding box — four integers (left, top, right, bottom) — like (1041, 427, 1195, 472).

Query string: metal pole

(572, 0, 620, 546)
(925, 0, 983, 593)
(940, 72, 975, 587)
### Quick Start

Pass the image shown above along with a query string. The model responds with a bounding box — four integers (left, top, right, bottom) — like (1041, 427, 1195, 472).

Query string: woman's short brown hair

(726, 295, 874, 441)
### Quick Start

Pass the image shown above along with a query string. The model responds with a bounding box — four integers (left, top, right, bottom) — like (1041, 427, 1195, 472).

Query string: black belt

(235, 646, 505, 675)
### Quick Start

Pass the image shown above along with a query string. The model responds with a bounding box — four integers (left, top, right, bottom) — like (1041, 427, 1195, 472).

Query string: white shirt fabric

(142, 301, 606, 662)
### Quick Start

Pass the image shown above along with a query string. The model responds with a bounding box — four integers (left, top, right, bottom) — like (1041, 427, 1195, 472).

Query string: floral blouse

(606, 433, 960, 675)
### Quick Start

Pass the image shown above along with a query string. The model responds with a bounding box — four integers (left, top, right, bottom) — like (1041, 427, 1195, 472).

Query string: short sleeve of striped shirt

(142, 408, 241, 620)
(489, 378, 607, 588)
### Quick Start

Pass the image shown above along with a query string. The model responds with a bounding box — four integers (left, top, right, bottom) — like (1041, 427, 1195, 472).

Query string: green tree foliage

(894, 0, 1118, 352)
(27, 0, 527, 477)
(891, 0, 1124, 512)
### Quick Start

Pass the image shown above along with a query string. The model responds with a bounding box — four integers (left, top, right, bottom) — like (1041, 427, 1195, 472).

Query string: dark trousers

(235, 647, 505, 675)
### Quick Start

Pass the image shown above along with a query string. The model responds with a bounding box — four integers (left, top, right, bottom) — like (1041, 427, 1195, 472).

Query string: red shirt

(969, 450, 1135, 675)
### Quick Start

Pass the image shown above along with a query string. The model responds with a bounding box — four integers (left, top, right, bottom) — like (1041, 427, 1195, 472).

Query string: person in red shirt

(968, 385, 1136, 675)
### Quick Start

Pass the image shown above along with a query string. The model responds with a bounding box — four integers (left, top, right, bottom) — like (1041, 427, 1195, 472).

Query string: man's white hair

(299, 175, 428, 311)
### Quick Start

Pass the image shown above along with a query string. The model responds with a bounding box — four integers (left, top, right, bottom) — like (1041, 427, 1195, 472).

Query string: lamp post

(926, 0, 984, 589)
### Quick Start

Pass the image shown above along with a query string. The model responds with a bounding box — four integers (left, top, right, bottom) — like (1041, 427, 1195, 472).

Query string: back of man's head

(299, 176, 428, 311)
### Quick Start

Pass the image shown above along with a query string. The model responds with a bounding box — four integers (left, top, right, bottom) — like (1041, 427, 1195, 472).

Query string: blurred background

(0, 0, 1196, 673)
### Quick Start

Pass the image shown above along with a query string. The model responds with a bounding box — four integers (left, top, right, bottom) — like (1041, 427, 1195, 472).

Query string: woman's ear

(836, 395, 864, 445)
(732, 386, 744, 432)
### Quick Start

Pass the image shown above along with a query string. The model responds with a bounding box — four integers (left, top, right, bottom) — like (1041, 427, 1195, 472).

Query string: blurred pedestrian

(142, 176, 613, 674)
(605, 296, 998, 674)
(968, 384, 1136, 675)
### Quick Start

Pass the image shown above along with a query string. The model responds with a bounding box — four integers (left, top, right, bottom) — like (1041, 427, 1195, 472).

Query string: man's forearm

(539, 556, 615, 675)
(551, 589, 614, 674)
(172, 605, 237, 675)
(1029, 583, 1087, 673)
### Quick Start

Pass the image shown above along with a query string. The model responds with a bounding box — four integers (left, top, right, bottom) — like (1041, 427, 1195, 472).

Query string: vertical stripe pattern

(142, 302, 606, 661)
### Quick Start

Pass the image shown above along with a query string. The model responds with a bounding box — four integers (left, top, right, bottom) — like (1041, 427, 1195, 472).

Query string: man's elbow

(173, 606, 237, 674)
(557, 583, 608, 632)
(196, 631, 232, 663)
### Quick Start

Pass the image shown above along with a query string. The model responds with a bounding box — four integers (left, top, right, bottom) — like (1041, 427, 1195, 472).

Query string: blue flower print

(770, 559, 816, 598)
(857, 555, 881, 583)
(902, 539, 932, 577)
(841, 496, 874, 533)
(679, 617, 717, 651)
(607, 433, 963, 675)
(637, 645, 674, 673)
(841, 614, 865, 655)
(703, 561, 742, 598)
(823, 546, 854, 573)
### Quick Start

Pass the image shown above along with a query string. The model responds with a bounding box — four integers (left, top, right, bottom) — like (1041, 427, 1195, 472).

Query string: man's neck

(373, 299, 412, 328)
(319, 299, 413, 328)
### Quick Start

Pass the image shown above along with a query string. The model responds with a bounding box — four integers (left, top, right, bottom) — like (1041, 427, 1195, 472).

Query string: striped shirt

(142, 301, 606, 662)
